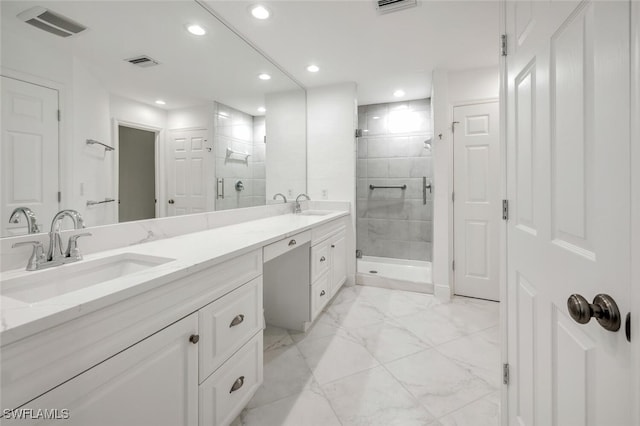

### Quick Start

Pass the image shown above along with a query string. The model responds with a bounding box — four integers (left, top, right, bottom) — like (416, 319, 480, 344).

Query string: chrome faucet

(47, 210, 86, 262)
(13, 209, 90, 271)
(294, 193, 310, 214)
(273, 193, 288, 203)
(9, 207, 40, 234)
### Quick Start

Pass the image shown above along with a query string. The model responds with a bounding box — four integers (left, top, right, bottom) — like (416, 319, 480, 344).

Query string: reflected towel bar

(369, 184, 407, 190)
(86, 139, 115, 151)
(87, 198, 115, 206)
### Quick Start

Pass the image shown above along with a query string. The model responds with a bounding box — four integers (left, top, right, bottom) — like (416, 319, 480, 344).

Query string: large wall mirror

(0, 0, 307, 238)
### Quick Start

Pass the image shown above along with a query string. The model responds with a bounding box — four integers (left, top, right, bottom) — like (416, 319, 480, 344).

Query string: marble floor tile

(296, 333, 379, 385)
(322, 365, 435, 426)
(322, 298, 389, 330)
(394, 308, 472, 347)
(329, 284, 364, 306)
(263, 326, 294, 352)
(359, 287, 441, 318)
(385, 348, 496, 418)
(288, 315, 344, 344)
(435, 327, 501, 387)
(247, 344, 317, 409)
(239, 389, 341, 426)
(346, 319, 430, 364)
(438, 392, 501, 426)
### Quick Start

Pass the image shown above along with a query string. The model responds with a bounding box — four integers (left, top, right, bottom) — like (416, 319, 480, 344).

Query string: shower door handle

(422, 177, 432, 205)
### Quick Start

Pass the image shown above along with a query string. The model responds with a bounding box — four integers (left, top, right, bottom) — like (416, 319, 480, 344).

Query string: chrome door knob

(567, 293, 621, 332)
(168, 199, 175, 204)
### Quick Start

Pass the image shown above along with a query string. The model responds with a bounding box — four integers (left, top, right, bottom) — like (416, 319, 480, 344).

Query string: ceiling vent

(18, 6, 87, 38)
(376, 0, 418, 14)
(125, 56, 160, 68)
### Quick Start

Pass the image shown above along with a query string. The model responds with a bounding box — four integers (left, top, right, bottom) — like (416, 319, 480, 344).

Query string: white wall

(72, 58, 114, 226)
(431, 66, 499, 301)
(307, 82, 358, 284)
(265, 89, 307, 200)
(307, 83, 358, 205)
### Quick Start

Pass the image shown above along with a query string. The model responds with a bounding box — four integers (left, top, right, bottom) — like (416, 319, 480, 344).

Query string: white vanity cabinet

(263, 217, 348, 331)
(310, 219, 347, 318)
(4, 314, 200, 426)
(2, 250, 264, 426)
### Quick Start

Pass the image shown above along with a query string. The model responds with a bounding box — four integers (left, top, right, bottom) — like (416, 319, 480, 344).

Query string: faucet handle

(66, 232, 92, 260)
(12, 241, 46, 271)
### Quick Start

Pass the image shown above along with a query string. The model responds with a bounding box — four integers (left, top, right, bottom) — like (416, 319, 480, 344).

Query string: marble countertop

(0, 210, 348, 346)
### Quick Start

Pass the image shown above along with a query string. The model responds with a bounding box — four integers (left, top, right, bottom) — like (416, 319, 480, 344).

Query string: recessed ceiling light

(155, 100, 166, 105)
(393, 89, 405, 98)
(186, 24, 206, 36)
(258, 73, 271, 80)
(250, 5, 270, 20)
(258, 107, 266, 113)
(372, 116, 380, 120)
(307, 64, 320, 73)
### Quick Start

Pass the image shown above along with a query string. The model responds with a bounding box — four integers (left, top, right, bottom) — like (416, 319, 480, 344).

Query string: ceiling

(205, 0, 500, 105)
(1, 1, 302, 114)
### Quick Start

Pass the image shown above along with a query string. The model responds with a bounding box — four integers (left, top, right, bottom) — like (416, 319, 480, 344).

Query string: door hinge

(263, 135, 267, 144)
(355, 129, 363, 138)
(502, 199, 509, 220)
(57, 109, 61, 121)
(452, 192, 455, 202)
(503, 363, 510, 385)
(501, 34, 508, 56)
(57, 191, 62, 202)
(452, 121, 460, 133)
(452, 260, 455, 271)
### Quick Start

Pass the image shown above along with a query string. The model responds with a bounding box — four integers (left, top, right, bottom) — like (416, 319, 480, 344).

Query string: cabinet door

(330, 231, 347, 296)
(5, 315, 199, 426)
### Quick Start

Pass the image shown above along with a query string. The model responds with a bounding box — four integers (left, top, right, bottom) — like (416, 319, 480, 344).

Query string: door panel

(506, 1, 631, 425)
(454, 102, 500, 301)
(1, 76, 59, 236)
(167, 129, 209, 216)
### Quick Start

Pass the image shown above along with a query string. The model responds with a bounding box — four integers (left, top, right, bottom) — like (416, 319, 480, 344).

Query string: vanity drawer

(310, 240, 331, 283)
(263, 230, 311, 262)
(199, 333, 263, 426)
(310, 272, 331, 320)
(199, 277, 263, 383)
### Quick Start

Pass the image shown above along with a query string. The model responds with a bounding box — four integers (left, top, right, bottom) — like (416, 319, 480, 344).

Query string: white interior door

(453, 101, 500, 301)
(505, 1, 631, 425)
(1, 76, 59, 236)
(167, 128, 209, 216)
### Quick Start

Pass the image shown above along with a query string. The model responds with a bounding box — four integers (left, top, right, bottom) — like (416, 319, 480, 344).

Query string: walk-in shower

(356, 99, 433, 293)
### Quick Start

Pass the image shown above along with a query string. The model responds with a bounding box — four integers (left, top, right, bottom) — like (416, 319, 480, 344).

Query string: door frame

(451, 98, 500, 299)
(111, 119, 162, 222)
(631, 2, 640, 424)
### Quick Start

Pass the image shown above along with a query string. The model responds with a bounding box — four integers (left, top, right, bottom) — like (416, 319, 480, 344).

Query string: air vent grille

(125, 56, 160, 68)
(18, 7, 86, 38)
(376, 0, 417, 14)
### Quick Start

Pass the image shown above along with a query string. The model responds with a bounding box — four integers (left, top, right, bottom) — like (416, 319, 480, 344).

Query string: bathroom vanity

(0, 209, 350, 425)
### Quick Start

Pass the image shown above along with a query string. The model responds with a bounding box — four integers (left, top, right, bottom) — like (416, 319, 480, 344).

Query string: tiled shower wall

(357, 99, 433, 261)
(214, 102, 266, 210)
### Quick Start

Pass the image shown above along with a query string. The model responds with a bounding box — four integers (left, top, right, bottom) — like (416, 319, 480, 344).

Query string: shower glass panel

(356, 99, 433, 291)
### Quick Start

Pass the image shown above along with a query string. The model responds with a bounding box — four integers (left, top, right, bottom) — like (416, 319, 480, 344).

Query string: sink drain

(369, 270, 378, 274)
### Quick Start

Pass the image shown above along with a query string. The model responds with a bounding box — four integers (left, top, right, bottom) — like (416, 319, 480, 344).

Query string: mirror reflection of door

(1, 76, 59, 237)
(118, 126, 156, 223)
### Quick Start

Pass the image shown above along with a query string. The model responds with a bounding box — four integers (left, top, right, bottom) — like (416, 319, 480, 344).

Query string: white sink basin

(1, 253, 175, 303)
(299, 210, 333, 216)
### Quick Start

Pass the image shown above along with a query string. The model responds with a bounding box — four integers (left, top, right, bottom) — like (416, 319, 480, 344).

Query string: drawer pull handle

(189, 334, 199, 344)
(288, 239, 297, 246)
(331, 244, 335, 248)
(230, 314, 245, 327)
(320, 256, 326, 262)
(320, 290, 326, 296)
(230, 376, 245, 393)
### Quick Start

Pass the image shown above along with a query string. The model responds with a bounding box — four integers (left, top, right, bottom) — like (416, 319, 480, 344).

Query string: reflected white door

(505, 1, 631, 425)
(167, 129, 209, 216)
(1, 76, 59, 236)
(453, 102, 500, 301)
